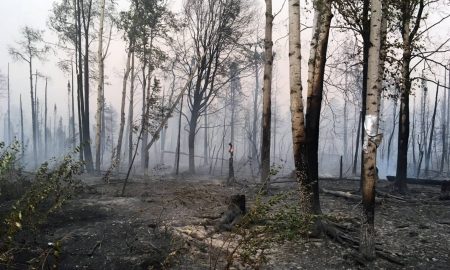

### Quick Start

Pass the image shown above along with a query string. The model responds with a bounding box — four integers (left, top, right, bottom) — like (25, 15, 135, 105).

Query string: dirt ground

(3, 174, 450, 269)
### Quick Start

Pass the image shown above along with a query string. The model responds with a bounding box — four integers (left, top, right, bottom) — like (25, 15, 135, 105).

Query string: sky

(0, 0, 293, 127)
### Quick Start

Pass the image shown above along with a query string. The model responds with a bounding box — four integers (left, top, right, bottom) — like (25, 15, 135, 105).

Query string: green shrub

(0, 150, 83, 268)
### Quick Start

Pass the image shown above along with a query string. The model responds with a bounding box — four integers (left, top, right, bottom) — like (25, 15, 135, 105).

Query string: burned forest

(1, 0, 450, 269)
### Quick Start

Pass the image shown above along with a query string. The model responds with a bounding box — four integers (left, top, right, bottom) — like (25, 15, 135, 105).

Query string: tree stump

(215, 194, 246, 231)
(439, 181, 450, 200)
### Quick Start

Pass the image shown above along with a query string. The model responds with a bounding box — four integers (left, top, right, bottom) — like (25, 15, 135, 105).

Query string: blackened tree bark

(260, 0, 273, 188)
(20, 94, 24, 157)
(95, 0, 106, 173)
(305, 0, 333, 215)
(81, 0, 95, 172)
(289, 0, 314, 219)
(395, 0, 425, 192)
(425, 83, 439, 175)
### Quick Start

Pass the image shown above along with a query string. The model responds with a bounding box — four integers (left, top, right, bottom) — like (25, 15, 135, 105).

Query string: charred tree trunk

(175, 94, 183, 175)
(128, 52, 135, 167)
(353, 111, 362, 175)
(80, 0, 94, 172)
(95, 0, 106, 173)
(395, 0, 425, 191)
(75, 0, 84, 163)
(188, 107, 200, 174)
(289, 0, 312, 217)
(203, 104, 208, 166)
(260, 0, 273, 188)
(44, 78, 48, 159)
(425, 83, 439, 176)
(252, 47, 260, 169)
(227, 143, 235, 185)
(7, 63, 11, 144)
(386, 99, 397, 172)
(440, 71, 447, 174)
(29, 56, 37, 168)
(20, 94, 24, 157)
(305, 0, 332, 215)
(71, 60, 76, 149)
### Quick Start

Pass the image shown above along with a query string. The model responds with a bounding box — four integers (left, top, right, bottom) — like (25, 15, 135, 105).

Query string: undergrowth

(212, 164, 319, 269)
(0, 142, 83, 269)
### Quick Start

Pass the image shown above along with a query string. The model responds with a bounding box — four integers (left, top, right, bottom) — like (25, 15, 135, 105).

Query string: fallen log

(321, 188, 382, 204)
(386, 176, 449, 186)
(375, 190, 406, 201)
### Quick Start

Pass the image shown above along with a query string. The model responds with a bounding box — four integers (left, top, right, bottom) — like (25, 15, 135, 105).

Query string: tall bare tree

(183, 0, 252, 173)
(8, 26, 50, 168)
(95, 0, 107, 173)
(395, 0, 425, 192)
(305, 0, 333, 214)
(261, 0, 273, 186)
(7, 64, 11, 144)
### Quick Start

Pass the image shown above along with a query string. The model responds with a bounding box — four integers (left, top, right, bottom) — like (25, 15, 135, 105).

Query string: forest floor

(2, 173, 450, 269)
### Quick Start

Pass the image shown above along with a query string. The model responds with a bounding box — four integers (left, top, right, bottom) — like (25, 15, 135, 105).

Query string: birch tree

(360, 0, 383, 259)
(289, 0, 310, 216)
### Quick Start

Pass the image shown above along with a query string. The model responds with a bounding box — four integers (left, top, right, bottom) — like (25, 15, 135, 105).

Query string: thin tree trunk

(353, 111, 362, 175)
(82, 0, 94, 173)
(260, 0, 273, 188)
(386, 99, 397, 172)
(67, 80, 71, 149)
(116, 44, 132, 169)
(252, 46, 259, 169)
(360, 0, 383, 260)
(7, 63, 11, 143)
(447, 65, 450, 175)
(20, 94, 24, 157)
(71, 59, 76, 149)
(29, 57, 37, 168)
(412, 95, 417, 172)
(160, 89, 166, 164)
(128, 52, 135, 167)
(45, 78, 48, 159)
(425, 83, 439, 175)
(95, 0, 106, 173)
(343, 65, 348, 164)
(75, 0, 84, 163)
(203, 99, 208, 166)
(440, 70, 447, 174)
(175, 94, 183, 175)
